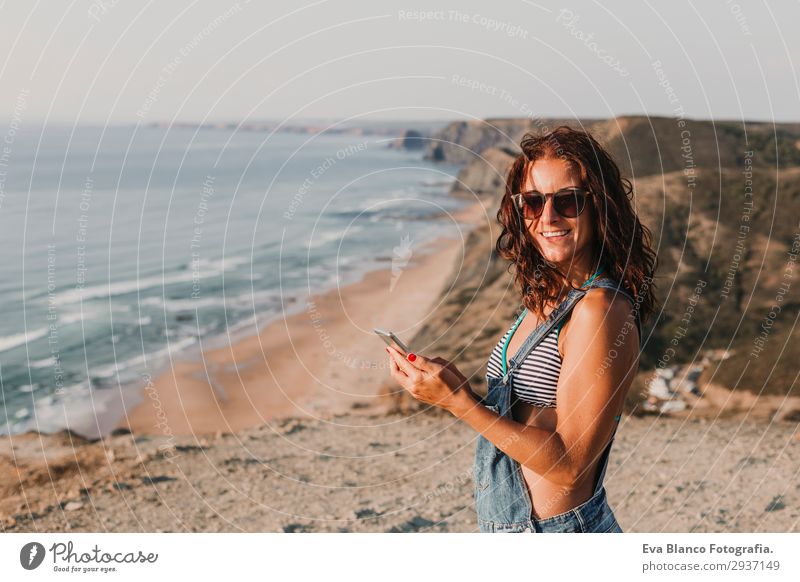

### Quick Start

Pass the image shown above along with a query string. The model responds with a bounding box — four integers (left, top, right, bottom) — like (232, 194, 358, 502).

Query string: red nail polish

(386, 347, 390, 353)
(407, 353, 416, 362)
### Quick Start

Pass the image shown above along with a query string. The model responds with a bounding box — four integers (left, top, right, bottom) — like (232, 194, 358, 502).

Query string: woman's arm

(448, 390, 574, 485)
(449, 289, 640, 487)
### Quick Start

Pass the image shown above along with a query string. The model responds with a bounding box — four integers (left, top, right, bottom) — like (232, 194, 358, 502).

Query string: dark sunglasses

(511, 187, 592, 219)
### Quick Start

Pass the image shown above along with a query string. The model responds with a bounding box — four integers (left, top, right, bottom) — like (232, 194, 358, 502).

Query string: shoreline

(110, 200, 487, 437)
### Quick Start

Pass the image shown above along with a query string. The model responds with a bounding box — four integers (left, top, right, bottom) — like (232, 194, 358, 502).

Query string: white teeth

(542, 230, 570, 238)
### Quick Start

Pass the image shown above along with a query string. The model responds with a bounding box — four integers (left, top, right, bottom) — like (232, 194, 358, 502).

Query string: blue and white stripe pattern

(486, 324, 562, 407)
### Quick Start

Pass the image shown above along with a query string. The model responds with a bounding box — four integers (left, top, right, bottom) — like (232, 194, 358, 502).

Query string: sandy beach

(113, 200, 488, 437)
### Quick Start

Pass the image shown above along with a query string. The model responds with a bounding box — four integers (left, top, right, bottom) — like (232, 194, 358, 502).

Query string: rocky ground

(3, 410, 798, 533)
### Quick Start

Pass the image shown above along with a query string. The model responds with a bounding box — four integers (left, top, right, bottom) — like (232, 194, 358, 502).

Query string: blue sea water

(0, 123, 467, 436)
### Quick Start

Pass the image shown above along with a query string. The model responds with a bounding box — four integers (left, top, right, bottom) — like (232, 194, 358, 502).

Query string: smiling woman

(386, 125, 660, 533)
(478, 125, 659, 532)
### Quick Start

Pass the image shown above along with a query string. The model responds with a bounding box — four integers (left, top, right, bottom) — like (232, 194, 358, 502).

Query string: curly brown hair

(496, 125, 659, 327)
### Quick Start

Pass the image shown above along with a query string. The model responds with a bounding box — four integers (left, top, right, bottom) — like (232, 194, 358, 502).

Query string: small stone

(772, 403, 800, 422)
(280, 420, 305, 435)
(64, 501, 83, 511)
(765, 496, 785, 512)
(141, 475, 176, 485)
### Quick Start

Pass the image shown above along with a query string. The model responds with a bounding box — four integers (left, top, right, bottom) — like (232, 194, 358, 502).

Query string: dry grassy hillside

(382, 116, 800, 414)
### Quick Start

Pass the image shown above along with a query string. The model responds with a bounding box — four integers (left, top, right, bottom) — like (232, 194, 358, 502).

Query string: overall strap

(502, 267, 605, 384)
(501, 286, 588, 385)
(592, 425, 618, 495)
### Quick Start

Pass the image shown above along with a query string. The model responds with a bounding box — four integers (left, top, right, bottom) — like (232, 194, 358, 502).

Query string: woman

(387, 125, 658, 533)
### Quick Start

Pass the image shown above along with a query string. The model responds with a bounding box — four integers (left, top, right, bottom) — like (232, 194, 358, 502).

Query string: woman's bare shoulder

(558, 286, 637, 357)
(561, 287, 637, 343)
(579, 286, 634, 314)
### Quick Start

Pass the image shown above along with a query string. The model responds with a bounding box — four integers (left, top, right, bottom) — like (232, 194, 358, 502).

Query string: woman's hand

(386, 347, 475, 413)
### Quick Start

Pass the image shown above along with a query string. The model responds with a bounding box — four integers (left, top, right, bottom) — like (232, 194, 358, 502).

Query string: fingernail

(386, 347, 391, 353)
(407, 353, 416, 362)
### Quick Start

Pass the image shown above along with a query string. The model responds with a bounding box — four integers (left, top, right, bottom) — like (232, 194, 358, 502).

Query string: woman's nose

(541, 196, 561, 222)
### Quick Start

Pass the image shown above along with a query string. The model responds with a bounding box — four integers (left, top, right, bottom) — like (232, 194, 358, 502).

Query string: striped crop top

(486, 316, 567, 407)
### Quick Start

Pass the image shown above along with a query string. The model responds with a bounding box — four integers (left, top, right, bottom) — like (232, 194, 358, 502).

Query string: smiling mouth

(540, 229, 571, 241)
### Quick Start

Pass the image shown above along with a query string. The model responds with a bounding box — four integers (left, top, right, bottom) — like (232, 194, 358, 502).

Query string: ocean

(0, 123, 467, 436)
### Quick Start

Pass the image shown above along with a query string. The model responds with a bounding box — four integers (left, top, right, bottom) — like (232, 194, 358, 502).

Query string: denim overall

(473, 276, 643, 533)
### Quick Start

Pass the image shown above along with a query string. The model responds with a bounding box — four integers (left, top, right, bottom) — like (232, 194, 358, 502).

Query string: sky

(0, 0, 798, 125)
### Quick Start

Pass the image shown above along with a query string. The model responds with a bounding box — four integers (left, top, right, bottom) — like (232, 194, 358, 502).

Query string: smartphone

(373, 328, 411, 355)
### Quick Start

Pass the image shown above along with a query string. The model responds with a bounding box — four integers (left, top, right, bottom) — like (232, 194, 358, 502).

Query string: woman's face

(522, 157, 596, 271)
